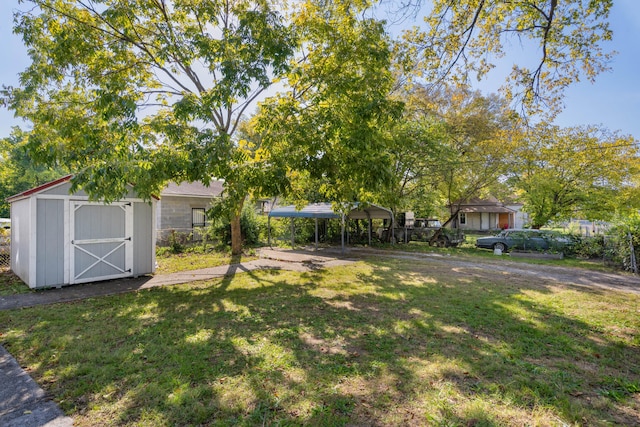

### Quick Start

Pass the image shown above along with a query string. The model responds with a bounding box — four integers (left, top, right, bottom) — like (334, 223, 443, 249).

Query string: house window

(192, 208, 206, 228)
(459, 212, 467, 225)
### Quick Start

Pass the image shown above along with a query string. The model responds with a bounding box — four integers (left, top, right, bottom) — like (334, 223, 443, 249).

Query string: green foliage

(402, 0, 615, 118)
(563, 235, 607, 259)
(212, 204, 263, 247)
(382, 85, 517, 220)
(0, 130, 67, 217)
(606, 214, 640, 272)
(255, 0, 402, 206)
(167, 230, 187, 255)
(510, 124, 639, 228)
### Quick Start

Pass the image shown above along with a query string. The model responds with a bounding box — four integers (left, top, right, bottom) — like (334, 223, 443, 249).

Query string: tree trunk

(230, 198, 245, 256)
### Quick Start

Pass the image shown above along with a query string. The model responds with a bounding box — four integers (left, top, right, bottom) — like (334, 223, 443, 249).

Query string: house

(156, 180, 224, 243)
(452, 196, 529, 231)
(7, 175, 156, 289)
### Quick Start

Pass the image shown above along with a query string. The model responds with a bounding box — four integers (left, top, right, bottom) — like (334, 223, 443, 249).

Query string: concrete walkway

(0, 248, 353, 427)
(0, 345, 73, 427)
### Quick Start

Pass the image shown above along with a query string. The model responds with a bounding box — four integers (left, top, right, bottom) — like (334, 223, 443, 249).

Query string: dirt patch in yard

(338, 247, 640, 295)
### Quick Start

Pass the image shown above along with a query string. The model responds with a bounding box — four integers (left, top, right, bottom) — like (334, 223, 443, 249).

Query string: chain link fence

(0, 234, 9, 271)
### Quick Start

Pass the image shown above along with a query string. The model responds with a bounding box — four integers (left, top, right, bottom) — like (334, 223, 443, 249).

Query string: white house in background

(7, 175, 156, 289)
(156, 180, 224, 243)
(452, 196, 530, 231)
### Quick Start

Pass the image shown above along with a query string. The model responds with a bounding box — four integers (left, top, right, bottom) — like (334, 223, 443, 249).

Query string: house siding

(460, 212, 502, 231)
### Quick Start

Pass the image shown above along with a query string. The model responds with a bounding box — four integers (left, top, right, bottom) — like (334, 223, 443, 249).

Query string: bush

(563, 235, 606, 259)
(211, 205, 263, 247)
(561, 215, 640, 272)
(606, 217, 640, 272)
(167, 230, 187, 254)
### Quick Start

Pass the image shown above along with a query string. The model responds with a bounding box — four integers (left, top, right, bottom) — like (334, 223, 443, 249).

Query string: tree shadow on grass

(2, 256, 639, 426)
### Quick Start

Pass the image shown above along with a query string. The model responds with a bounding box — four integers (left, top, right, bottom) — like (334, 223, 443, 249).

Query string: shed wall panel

(133, 202, 154, 275)
(10, 198, 32, 285)
(36, 199, 65, 287)
(41, 182, 137, 199)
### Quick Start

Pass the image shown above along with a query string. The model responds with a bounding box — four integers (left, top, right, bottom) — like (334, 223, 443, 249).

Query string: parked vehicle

(379, 212, 465, 247)
(475, 229, 568, 252)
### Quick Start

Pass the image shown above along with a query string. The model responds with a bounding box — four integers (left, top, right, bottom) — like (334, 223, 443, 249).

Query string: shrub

(211, 205, 263, 247)
(167, 230, 187, 254)
(564, 235, 606, 259)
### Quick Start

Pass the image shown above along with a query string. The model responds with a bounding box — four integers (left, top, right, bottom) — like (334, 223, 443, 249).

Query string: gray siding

(460, 212, 501, 231)
(133, 202, 154, 275)
(36, 199, 64, 287)
(74, 241, 125, 280)
(74, 204, 126, 240)
(11, 198, 32, 286)
(42, 182, 138, 199)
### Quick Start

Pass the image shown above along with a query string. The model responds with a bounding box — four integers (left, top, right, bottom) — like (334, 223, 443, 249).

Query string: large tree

(4, 0, 396, 254)
(253, 0, 401, 208)
(397, 0, 614, 117)
(0, 129, 67, 217)
(509, 124, 639, 227)
(385, 85, 518, 222)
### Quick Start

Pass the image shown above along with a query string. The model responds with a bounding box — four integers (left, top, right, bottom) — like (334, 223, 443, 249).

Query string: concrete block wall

(156, 196, 213, 243)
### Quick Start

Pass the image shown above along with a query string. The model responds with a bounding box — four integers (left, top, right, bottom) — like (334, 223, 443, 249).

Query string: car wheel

(436, 237, 448, 247)
(493, 242, 507, 252)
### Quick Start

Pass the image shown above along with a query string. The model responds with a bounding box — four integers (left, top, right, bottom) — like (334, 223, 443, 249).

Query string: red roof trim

(6, 175, 73, 203)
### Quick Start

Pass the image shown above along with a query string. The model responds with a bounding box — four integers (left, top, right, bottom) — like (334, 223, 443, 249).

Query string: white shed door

(70, 201, 133, 284)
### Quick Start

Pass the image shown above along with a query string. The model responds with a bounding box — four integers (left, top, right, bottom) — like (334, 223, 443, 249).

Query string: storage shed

(7, 175, 156, 289)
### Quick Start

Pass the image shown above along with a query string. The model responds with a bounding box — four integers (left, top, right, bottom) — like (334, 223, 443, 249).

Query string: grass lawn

(155, 247, 257, 274)
(1, 257, 639, 426)
(0, 270, 30, 296)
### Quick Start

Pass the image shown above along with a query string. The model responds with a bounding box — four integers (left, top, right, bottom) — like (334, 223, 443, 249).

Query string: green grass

(0, 270, 31, 296)
(1, 257, 639, 426)
(155, 246, 257, 274)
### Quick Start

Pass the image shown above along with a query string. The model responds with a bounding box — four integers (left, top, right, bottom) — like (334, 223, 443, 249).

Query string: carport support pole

(290, 218, 295, 248)
(268, 216, 271, 246)
(341, 214, 345, 254)
(315, 218, 319, 251)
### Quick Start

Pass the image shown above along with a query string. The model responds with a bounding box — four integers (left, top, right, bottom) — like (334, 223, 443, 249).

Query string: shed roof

(6, 175, 160, 203)
(161, 180, 224, 198)
(6, 175, 74, 203)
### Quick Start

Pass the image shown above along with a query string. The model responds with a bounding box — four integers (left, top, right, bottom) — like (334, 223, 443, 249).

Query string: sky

(1, 0, 639, 141)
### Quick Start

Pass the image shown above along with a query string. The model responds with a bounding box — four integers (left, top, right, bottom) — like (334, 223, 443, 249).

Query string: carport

(267, 203, 394, 252)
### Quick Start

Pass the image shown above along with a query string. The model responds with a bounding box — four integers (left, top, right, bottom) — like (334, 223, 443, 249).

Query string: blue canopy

(268, 203, 341, 219)
(268, 202, 393, 220)
(267, 202, 394, 251)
